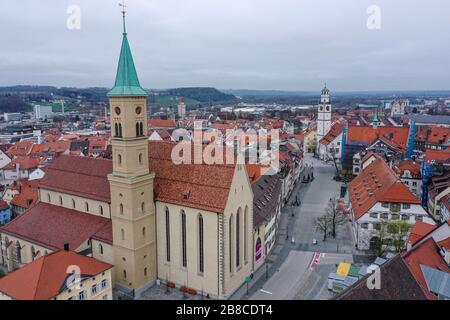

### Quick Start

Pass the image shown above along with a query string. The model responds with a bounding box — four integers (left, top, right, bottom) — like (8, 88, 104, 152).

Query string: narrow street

(232, 154, 358, 300)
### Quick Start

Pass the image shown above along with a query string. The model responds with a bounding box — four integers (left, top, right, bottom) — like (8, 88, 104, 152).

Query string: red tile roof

(0, 202, 112, 251)
(438, 237, 450, 251)
(426, 126, 450, 145)
(0, 200, 8, 210)
(148, 141, 235, 213)
(10, 180, 39, 209)
(148, 119, 176, 128)
(2, 156, 42, 170)
(425, 149, 450, 164)
(6, 141, 34, 157)
(40, 155, 112, 202)
(347, 126, 410, 148)
(407, 221, 437, 245)
(395, 160, 421, 178)
(349, 157, 410, 219)
(378, 182, 421, 204)
(0, 250, 112, 300)
(319, 122, 343, 145)
(402, 237, 450, 300)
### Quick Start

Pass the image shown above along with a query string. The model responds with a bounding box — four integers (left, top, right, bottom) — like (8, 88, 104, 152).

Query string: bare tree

(327, 197, 346, 239)
(372, 219, 411, 256)
(314, 214, 333, 241)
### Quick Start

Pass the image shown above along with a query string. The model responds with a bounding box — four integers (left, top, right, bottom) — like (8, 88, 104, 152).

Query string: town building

(34, 105, 53, 121)
(394, 160, 422, 197)
(0, 249, 113, 300)
(316, 85, 332, 154)
(0, 16, 255, 300)
(177, 97, 186, 120)
(347, 157, 433, 251)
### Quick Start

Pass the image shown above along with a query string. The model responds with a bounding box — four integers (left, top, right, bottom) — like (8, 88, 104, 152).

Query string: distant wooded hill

(0, 86, 236, 112)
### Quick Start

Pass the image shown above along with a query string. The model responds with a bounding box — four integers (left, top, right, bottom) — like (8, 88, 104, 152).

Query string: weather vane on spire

(119, 0, 127, 34)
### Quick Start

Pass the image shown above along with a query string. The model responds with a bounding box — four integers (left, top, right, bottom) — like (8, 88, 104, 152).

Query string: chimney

(63, 243, 69, 251)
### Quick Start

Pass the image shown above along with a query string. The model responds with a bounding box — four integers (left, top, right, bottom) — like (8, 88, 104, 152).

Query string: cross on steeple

(119, 0, 127, 34)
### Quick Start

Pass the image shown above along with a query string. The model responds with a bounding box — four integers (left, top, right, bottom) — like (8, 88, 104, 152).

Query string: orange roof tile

(148, 119, 176, 128)
(148, 141, 235, 213)
(425, 149, 450, 164)
(347, 126, 410, 148)
(395, 160, 421, 178)
(319, 122, 343, 145)
(0, 250, 112, 300)
(407, 221, 437, 245)
(349, 158, 405, 219)
(379, 182, 421, 204)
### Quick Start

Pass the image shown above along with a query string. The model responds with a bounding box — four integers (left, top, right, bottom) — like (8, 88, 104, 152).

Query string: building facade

(316, 85, 332, 154)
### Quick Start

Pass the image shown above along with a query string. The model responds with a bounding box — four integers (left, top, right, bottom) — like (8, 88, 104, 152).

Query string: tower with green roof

(108, 5, 157, 295)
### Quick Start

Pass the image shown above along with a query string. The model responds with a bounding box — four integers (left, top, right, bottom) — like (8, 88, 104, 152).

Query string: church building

(0, 13, 254, 299)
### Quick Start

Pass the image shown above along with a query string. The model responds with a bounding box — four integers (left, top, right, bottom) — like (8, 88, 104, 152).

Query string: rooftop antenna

(119, 0, 127, 34)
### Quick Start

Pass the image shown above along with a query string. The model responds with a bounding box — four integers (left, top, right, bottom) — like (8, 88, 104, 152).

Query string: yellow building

(0, 250, 113, 300)
(303, 128, 317, 154)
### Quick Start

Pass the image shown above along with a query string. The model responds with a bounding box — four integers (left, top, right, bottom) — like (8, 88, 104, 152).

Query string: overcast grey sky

(0, 0, 449, 91)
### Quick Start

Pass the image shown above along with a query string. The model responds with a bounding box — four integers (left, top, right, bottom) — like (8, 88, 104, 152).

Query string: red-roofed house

(348, 157, 432, 251)
(148, 119, 176, 130)
(0, 250, 113, 300)
(347, 125, 410, 149)
(424, 126, 450, 150)
(318, 122, 343, 161)
(394, 160, 422, 197)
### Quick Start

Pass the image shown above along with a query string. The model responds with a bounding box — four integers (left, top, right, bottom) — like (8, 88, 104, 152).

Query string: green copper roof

(108, 32, 147, 97)
(372, 110, 379, 128)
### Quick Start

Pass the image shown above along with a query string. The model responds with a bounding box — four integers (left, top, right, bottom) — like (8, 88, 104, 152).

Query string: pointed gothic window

(47, 193, 51, 203)
(72, 199, 75, 209)
(165, 207, 171, 262)
(141, 201, 145, 213)
(229, 214, 233, 273)
(140, 122, 144, 136)
(136, 122, 140, 137)
(139, 153, 143, 165)
(236, 208, 241, 268)
(115, 123, 119, 137)
(119, 203, 124, 215)
(118, 154, 122, 166)
(99, 244, 103, 255)
(244, 206, 248, 265)
(59, 196, 63, 206)
(99, 205, 103, 216)
(142, 227, 146, 238)
(181, 210, 187, 267)
(85, 202, 89, 212)
(118, 123, 123, 138)
(198, 214, 204, 273)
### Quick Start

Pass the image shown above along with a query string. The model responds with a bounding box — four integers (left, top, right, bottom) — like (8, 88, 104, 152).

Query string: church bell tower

(316, 84, 332, 151)
(108, 6, 156, 294)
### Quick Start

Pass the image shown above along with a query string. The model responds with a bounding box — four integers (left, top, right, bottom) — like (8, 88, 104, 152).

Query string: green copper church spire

(372, 109, 379, 129)
(108, 2, 147, 97)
